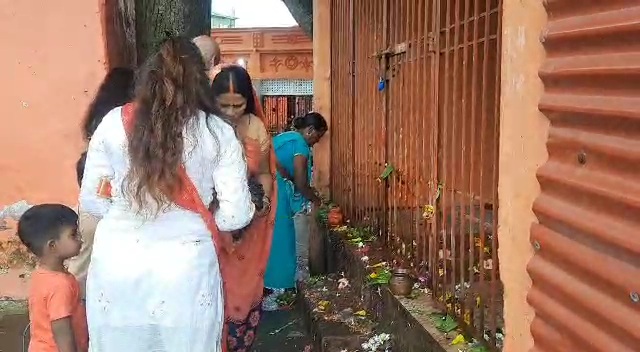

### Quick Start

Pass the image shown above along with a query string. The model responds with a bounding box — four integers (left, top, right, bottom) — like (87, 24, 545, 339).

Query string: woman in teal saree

(263, 112, 328, 310)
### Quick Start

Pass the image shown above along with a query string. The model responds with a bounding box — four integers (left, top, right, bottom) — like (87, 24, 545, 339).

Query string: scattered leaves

(315, 300, 331, 312)
(367, 266, 391, 286)
(429, 313, 458, 333)
(275, 291, 296, 308)
(451, 334, 466, 345)
(355, 310, 367, 317)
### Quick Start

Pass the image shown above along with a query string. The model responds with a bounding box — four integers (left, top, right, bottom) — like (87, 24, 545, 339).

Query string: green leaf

(378, 164, 395, 180)
(469, 346, 491, 352)
(434, 315, 458, 333)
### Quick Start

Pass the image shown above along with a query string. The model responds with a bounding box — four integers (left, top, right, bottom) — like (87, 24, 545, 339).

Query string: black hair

(17, 204, 78, 257)
(83, 67, 135, 141)
(292, 112, 328, 133)
(76, 151, 87, 186)
(210, 65, 257, 116)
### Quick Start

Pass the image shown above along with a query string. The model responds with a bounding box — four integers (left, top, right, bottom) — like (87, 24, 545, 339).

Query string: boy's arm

(51, 318, 78, 352)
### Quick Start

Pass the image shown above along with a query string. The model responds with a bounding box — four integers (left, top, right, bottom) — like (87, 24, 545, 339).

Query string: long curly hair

(125, 36, 216, 212)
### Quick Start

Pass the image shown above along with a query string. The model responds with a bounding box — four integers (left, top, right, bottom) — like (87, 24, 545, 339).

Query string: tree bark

(281, 0, 313, 36)
(135, 0, 211, 64)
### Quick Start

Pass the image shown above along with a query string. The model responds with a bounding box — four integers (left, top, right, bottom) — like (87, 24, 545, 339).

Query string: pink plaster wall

(0, 0, 107, 298)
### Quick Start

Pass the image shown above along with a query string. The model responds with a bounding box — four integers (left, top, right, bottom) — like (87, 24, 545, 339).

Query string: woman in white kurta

(79, 37, 255, 352)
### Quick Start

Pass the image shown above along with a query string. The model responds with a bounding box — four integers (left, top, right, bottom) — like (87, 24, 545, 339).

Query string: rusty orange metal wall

(433, 0, 503, 348)
(352, 0, 387, 231)
(330, 0, 504, 348)
(330, 0, 355, 216)
(529, 2, 640, 351)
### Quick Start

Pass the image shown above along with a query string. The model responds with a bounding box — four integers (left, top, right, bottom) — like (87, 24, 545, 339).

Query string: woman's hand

(309, 188, 322, 207)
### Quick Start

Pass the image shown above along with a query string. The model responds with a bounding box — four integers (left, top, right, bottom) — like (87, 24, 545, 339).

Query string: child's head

(17, 204, 81, 260)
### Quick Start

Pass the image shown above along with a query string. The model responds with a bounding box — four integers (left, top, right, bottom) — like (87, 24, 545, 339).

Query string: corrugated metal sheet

(530, 1, 640, 351)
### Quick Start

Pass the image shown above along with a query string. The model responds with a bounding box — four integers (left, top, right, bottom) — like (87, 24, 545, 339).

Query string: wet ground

(0, 312, 28, 352)
(0, 305, 312, 352)
(252, 309, 313, 351)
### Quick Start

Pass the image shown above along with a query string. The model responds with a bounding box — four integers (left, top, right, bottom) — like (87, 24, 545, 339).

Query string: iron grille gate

(330, 0, 504, 349)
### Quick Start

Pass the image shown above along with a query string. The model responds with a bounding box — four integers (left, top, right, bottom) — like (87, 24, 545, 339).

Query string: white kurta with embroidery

(80, 107, 255, 352)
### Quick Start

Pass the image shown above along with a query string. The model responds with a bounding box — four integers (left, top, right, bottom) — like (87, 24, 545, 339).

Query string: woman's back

(273, 131, 309, 176)
(82, 106, 252, 351)
(79, 106, 253, 240)
(82, 36, 253, 352)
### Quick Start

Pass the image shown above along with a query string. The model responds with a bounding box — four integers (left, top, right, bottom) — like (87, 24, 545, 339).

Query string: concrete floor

(0, 309, 311, 352)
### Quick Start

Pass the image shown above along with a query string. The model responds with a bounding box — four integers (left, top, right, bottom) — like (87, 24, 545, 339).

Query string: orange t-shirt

(28, 269, 89, 352)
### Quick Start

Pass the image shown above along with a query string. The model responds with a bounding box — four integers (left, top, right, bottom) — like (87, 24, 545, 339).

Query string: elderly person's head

(192, 35, 220, 70)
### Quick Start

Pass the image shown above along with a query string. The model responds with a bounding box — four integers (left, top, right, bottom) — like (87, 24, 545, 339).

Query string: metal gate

(530, 2, 640, 351)
(330, 0, 503, 348)
(262, 95, 313, 135)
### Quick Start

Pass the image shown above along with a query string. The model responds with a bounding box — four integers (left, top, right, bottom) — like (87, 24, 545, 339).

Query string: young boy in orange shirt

(17, 204, 89, 352)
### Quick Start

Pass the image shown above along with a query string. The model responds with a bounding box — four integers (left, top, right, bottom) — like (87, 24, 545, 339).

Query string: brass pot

(389, 268, 413, 296)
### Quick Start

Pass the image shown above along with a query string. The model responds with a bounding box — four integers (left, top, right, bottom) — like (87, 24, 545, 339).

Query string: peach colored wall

(0, 0, 106, 298)
(497, 1, 547, 350)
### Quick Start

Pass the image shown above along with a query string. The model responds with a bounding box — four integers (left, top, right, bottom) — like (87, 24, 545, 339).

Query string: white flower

(338, 278, 350, 290)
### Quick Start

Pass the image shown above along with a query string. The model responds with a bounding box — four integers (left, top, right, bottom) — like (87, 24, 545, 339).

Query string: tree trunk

(135, 0, 211, 64)
(281, 0, 313, 36)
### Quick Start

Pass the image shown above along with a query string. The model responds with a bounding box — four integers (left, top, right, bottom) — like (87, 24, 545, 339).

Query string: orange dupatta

(121, 103, 232, 352)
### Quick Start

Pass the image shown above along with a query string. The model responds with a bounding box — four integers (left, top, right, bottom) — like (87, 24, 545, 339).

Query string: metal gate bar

(329, 0, 504, 348)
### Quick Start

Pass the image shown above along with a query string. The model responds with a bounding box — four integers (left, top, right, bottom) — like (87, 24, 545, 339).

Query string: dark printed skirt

(226, 304, 263, 352)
